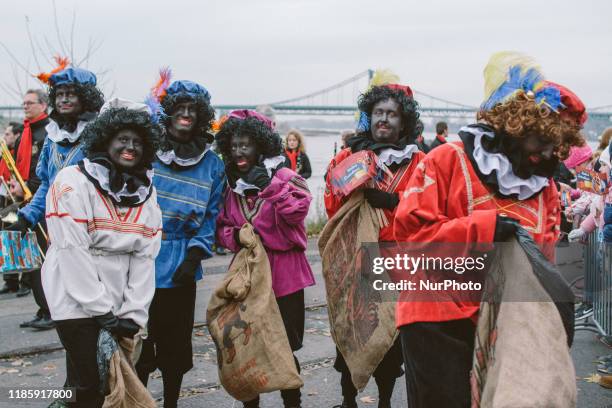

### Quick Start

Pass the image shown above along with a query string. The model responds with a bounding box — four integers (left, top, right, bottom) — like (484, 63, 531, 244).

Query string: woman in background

(283, 129, 311, 179)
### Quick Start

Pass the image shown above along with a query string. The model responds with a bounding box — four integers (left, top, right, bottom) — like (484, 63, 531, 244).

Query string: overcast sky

(1, 0, 611, 109)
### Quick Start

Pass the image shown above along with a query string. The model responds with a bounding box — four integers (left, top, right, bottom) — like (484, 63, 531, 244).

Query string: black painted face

(55, 85, 82, 116)
(230, 133, 258, 174)
(520, 133, 556, 165)
(169, 101, 198, 141)
(107, 129, 144, 170)
(370, 98, 403, 144)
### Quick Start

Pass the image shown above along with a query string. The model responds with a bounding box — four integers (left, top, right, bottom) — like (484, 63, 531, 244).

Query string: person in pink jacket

(215, 109, 315, 408)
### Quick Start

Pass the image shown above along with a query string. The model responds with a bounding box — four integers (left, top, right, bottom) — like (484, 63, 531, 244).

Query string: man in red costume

(325, 84, 425, 408)
(393, 52, 586, 408)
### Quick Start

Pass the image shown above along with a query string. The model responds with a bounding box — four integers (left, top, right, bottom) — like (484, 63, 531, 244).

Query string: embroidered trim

(237, 195, 264, 223)
(50, 143, 82, 171)
(448, 143, 474, 215)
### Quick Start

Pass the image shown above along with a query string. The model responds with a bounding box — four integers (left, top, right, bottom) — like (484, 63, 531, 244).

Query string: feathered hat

(36, 56, 97, 87)
(481, 51, 561, 112)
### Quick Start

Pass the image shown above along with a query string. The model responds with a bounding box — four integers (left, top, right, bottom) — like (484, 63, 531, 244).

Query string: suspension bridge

(1, 69, 611, 133)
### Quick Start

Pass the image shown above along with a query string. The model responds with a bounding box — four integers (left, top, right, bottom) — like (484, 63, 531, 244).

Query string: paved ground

(0, 240, 610, 407)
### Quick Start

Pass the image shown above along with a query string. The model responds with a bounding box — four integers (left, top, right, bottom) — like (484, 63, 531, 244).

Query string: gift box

(0, 231, 43, 274)
(330, 150, 379, 197)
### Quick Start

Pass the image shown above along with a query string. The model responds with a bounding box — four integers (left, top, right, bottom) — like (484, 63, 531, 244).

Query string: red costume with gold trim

(324, 147, 425, 241)
(393, 141, 560, 328)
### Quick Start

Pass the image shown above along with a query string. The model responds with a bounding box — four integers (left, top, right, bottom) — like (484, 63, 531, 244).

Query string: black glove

(115, 319, 139, 338)
(172, 247, 206, 285)
(6, 216, 31, 233)
(244, 166, 271, 190)
(94, 312, 120, 332)
(363, 188, 400, 209)
(493, 216, 519, 242)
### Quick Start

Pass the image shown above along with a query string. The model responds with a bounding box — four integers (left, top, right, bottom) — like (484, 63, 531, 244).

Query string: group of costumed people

(2, 49, 594, 408)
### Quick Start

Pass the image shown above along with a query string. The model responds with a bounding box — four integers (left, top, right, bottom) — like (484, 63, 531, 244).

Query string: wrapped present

(0, 231, 43, 274)
(576, 166, 609, 195)
(330, 150, 379, 197)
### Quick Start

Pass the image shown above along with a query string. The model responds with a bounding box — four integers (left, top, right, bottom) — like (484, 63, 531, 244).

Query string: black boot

(281, 387, 301, 408)
(161, 370, 183, 408)
(332, 400, 357, 408)
(243, 396, 260, 408)
(375, 376, 396, 408)
(30, 315, 56, 330)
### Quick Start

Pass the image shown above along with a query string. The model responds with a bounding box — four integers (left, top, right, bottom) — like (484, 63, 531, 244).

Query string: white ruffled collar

(156, 144, 211, 167)
(46, 120, 89, 143)
(81, 158, 153, 206)
(465, 126, 550, 200)
(377, 144, 419, 167)
(233, 155, 286, 196)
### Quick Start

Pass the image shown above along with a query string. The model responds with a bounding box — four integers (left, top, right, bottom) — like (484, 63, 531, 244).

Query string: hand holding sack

(206, 223, 302, 402)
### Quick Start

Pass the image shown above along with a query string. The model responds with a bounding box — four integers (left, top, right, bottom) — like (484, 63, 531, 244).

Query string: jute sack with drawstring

(206, 223, 303, 402)
(471, 230, 576, 407)
(318, 192, 398, 390)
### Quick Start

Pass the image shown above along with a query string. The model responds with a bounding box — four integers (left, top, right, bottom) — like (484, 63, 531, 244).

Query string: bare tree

(0, 0, 110, 106)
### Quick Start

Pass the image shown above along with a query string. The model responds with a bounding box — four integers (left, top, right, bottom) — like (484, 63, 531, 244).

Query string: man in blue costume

(8, 65, 104, 331)
(136, 74, 225, 408)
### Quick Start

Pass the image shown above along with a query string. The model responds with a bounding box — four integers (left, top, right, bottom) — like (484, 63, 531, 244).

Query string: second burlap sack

(318, 192, 398, 390)
(207, 223, 303, 402)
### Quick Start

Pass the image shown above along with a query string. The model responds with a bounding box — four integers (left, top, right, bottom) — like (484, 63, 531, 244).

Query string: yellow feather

(483, 51, 542, 102)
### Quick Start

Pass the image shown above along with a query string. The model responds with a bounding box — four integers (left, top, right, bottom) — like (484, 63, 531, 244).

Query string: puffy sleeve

(115, 191, 162, 327)
(393, 155, 497, 244)
(260, 172, 312, 226)
(187, 158, 226, 259)
(19, 138, 51, 225)
(45, 168, 113, 317)
(324, 149, 351, 219)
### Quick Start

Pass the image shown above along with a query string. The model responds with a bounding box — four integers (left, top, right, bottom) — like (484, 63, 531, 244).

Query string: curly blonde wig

(477, 91, 584, 160)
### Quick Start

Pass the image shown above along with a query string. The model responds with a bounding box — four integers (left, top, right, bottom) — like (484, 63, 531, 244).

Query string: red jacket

(324, 147, 424, 242)
(393, 142, 561, 327)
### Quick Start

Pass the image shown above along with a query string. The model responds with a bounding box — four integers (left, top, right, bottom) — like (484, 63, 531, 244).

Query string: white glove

(568, 228, 586, 242)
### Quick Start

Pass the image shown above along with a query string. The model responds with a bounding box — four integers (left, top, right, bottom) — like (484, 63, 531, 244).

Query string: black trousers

(399, 319, 475, 408)
(137, 283, 197, 376)
(334, 337, 404, 402)
(55, 318, 104, 408)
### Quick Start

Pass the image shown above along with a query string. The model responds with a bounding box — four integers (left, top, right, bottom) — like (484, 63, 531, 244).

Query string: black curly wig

(49, 82, 105, 119)
(80, 108, 161, 168)
(215, 117, 283, 165)
(159, 93, 215, 148)
(357, 85, 421, 143)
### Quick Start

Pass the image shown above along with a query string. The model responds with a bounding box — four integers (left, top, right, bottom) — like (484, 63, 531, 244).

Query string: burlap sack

(206, 223, 303, 402)
(103, 338, 156, 408)
(471, 236, 576, 408)
(318, 192, 398, 390)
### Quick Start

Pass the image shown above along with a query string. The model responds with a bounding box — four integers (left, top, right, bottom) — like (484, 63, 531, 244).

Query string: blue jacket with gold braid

(152, 149, 225, 288)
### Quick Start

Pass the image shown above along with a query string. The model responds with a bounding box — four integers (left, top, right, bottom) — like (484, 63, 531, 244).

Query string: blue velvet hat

(166, 80, 211, 102)
(49, 67, 97, 87)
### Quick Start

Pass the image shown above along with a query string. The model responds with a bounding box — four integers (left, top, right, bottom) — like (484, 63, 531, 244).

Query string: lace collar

(79, 158, 154, 207)
(461, 125, 550, 200)
(377, 144, 419, 167)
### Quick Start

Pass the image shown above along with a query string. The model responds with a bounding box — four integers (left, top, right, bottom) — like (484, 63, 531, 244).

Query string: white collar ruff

(156, 144, 210, 167)
(46, 120, 89, 143)
(377, 144, 419, 167)
(82, 158, 153, 205)
(464, 126, 550, 200)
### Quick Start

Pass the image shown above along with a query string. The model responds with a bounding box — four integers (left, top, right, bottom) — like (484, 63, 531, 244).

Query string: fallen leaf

(584, 373, 602, 383)
(194, 331, 205, 337)
(360, 396, 376, 404)
(11, 359, 24, 366)
(43, 364, 56, 371)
